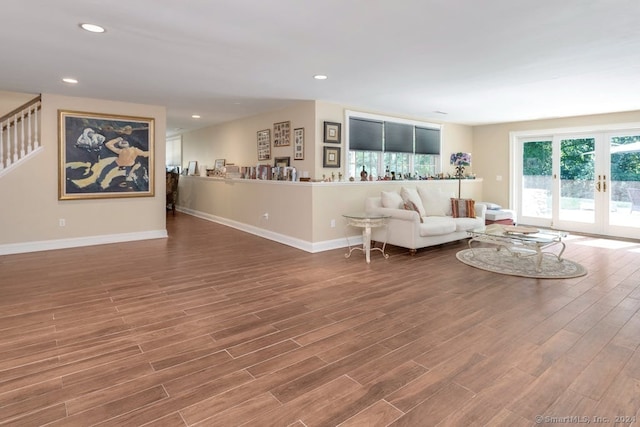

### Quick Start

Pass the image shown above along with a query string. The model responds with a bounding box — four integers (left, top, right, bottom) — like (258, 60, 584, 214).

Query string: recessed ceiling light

(192, 115, 201, 119)
(313, 74, 328, 80)
(80, 23, 105, 33)
(62, 77, 78, 84)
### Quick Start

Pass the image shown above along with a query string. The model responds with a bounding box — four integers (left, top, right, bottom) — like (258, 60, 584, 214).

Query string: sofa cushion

(451, 198, 475, 218)
(418, 187, 453, 216)
(419, 217, 456, 236)
(381, 191, 404, 209)
(453, 216, 484, 232)
(400, 187, 426, 217)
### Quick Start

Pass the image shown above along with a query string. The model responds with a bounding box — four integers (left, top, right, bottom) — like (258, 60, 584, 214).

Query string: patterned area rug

(456, 247, 587, 279)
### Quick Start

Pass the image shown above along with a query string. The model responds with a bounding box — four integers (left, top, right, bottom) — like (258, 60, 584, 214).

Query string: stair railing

(0, 95, 42, 175)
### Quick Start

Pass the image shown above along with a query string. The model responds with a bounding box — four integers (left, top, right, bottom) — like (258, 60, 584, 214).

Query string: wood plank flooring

(1, 213, 640, 426)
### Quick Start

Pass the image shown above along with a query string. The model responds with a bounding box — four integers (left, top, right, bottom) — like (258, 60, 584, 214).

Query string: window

(166, 135, 182, 171)
(346, 110, 441, 180)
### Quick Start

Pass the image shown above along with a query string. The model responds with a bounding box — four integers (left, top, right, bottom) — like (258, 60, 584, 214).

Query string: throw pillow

(417, 187, 451, 216)
(451, 198, 476, 218)
(478, 201, 502, 210)
(400, 187, 426, 217)
(381, 191, 404, 209)
(404, 201, 424, 223)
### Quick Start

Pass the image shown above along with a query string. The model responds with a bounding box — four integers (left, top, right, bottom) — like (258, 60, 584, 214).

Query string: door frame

(510, 121, 640, 239)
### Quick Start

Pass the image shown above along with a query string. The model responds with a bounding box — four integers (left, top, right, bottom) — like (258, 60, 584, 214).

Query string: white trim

(344, 109, 442, 129)
(510, 121, 640, 139)
(0, 229, 168, 256)
(0, 145, 44, 179)
(178, 207, 361, 253)
(344, 110, 443, 178)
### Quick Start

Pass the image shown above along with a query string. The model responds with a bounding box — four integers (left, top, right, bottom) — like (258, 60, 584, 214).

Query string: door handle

(603, 175, 607, 192)
(596, 181, 601, 192)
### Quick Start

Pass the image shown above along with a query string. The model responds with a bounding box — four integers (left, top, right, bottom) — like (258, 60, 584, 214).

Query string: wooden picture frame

(293, 128, 304, 160)
(273, 121, 291, 147)
(187, 161, 198, 176)
(323, 121, 341, 144)
(257, 129, 271, 161)
(214, 159, 226, 170)
(58, 110, 154, 200)
(323, 146, 341, 168)
(274, 157, 290, 168)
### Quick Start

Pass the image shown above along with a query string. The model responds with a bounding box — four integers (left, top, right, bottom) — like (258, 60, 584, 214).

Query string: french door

(515, 129, 640, 240)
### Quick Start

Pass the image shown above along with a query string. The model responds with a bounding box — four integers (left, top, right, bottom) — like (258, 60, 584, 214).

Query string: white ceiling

(3, 0, 640, 135)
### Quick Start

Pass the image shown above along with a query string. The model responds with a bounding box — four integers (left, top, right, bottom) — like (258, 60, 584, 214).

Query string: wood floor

(1, 213, 640, 426)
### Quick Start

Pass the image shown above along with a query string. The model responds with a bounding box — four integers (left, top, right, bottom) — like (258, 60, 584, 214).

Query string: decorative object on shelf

(273, 121, 291, 147)
(274, 157, 290, 168)
(323, 121, 341, 144)
(293, 127, 304, 160)
(214, 159, 225, 170)
(257, 129, 271, 161)
(360, 166, 368, 181)
(187, 160, 198, 176)
(450, 152, 471, 198)
(323, 146, 341, 168)
(58, 110, 154, 200)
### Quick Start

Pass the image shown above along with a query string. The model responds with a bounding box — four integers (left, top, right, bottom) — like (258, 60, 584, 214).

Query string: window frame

(345, 110, 442, 180)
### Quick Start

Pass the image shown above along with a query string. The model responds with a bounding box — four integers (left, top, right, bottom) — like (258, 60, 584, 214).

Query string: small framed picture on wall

(273, 121, 291, 147)
(257, 129, 271, 160)
(323, 146, 341, 168)
(293, 128, 304, 160)
(323, 121, 341, 144)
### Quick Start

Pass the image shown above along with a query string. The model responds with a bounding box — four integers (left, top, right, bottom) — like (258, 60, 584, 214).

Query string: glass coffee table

(468, 224, 567, 272)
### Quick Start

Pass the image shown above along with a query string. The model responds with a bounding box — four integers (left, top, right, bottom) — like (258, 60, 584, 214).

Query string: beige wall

(182, 101, 316, 177)
(181, 100, 474, 181)
(178, 176, 483, 250)
(0, 90, 38, 116)
(0, 93, 167, 252)
(473, 110, 640, 208)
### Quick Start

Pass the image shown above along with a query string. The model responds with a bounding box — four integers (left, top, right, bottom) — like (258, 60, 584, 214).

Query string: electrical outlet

(59, 218, 66, 227)
(330, 219, 336, 228)
(262, 213, 269, 220)
(496, 175, 503, 181)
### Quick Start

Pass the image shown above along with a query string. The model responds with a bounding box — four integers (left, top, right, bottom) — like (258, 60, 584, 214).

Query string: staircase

(0, 95, 42, 177)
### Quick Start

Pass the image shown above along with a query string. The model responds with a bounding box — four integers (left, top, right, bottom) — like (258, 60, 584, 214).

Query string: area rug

(456, 248, 587, 279)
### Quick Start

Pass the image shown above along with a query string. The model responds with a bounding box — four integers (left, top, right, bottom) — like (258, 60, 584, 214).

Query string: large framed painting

(59, 110, 155, 200)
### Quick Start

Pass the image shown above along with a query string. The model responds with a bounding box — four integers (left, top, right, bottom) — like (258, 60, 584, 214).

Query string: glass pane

(383, 152, 410, 179)
(349, 151, 380, 180)
(559, 138, 595, 223)
(609, 135, 640, 228)
(522, 140, 552, 218)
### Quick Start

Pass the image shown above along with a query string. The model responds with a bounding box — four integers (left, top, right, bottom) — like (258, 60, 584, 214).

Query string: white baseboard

(0, 230, 168, 256)
(178, 207, 359, 253)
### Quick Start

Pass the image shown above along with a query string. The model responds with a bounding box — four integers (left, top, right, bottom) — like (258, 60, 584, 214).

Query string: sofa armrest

(475, 203, 487, 220)
(366, 206, 421, 223)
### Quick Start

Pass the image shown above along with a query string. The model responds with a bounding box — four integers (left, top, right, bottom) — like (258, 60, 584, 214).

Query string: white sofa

(365, 187, 486, 254)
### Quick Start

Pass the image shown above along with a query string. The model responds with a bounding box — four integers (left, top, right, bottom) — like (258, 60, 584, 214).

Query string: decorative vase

(360, 166, 368, 181)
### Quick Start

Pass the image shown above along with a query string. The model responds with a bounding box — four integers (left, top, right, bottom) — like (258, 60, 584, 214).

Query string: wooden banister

(0, 95, 42, 131)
